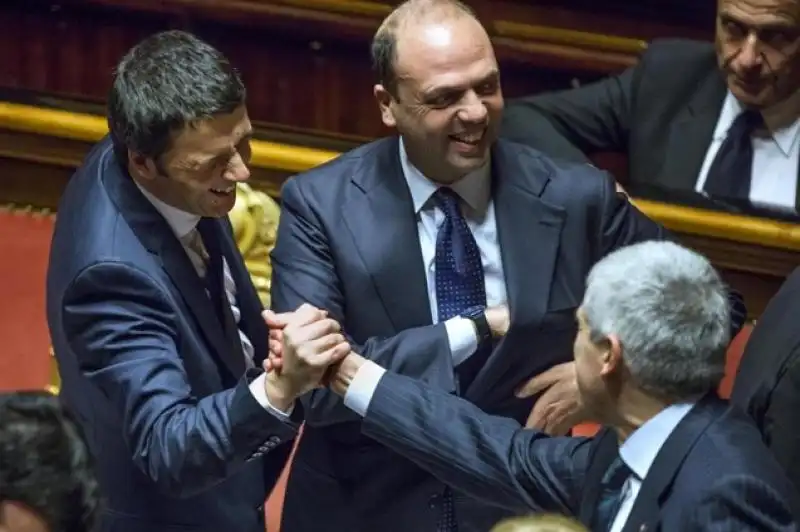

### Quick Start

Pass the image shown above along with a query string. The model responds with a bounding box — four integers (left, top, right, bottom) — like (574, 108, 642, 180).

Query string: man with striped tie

(319, 241, 800, 531)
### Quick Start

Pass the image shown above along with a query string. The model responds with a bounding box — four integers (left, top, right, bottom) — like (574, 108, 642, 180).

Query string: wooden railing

(0, 100, 798, 315)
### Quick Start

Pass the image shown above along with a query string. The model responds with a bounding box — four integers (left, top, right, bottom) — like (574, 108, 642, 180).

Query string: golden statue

(228, 182, 281, 307)
(48, 183, 281, 394)
(490, 515, 588, 532)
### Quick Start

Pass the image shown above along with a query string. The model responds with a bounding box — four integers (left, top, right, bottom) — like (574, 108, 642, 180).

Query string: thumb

(262, 309, 290, 328)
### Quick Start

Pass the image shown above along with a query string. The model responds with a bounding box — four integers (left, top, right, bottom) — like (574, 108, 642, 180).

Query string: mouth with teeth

(210, 185, 235, 198)
(449, 130, 486, 152)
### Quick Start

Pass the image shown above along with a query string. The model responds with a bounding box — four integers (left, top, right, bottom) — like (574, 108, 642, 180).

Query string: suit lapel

(466, 141, 566, 398)
(621, 395, 720, 532)
(657, 70, 727, 191)
(101, 146, 242, 378)
(342, 138, 433, 331)
(578, 428, 619, 527)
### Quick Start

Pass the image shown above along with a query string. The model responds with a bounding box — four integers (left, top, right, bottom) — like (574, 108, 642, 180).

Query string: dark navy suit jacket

(270, 136, 670, 531)
(46, 138, 299, 532)
(364, 371, 800, 531)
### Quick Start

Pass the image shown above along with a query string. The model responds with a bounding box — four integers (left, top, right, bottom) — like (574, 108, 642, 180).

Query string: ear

(599, 333, 623, 378)
(128, 150, 160, 181)
(373, 84, 397, 129)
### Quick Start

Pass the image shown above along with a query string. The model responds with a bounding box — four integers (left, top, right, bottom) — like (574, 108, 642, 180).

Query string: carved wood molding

(57, 0, 647, 70)
(1, 100, 798, 271)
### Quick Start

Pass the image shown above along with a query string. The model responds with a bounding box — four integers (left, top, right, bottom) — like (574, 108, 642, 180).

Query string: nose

(736, 34, 763, 69)
(458, 91, 488, 124)
(225, 152, 250, 183)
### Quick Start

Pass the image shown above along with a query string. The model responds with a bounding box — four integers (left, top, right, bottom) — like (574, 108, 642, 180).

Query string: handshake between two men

(259, 303, 587, 435)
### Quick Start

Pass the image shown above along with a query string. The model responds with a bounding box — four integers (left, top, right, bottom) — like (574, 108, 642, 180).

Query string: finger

(262, 309, 293, 328)
(296, 334, 347, 366)
(516, 363, 570, 398)
(268, 338, 283, 354)
(266, 355, 283, 370)
(310, 341, 352, 368)
(285, 318, 342, 345)
(295, 303, 328, 322)
(269, 329, 283, 340)
(526, 385, 558, 429)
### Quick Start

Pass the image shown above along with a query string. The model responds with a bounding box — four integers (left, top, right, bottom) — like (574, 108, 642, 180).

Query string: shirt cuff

(249, 373, 294, 420)
(343, 360, 387, 416)
(445, 316, 479, 366)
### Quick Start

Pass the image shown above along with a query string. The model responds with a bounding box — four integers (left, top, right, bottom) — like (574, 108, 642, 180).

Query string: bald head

(371, 0, 479, 94)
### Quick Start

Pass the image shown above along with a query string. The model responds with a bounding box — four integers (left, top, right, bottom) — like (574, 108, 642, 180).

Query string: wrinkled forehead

(718, 0, 800, 27)
(393, 17, 497, 91)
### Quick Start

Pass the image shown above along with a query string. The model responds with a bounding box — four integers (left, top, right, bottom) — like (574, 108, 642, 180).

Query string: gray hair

(582, 241, 730, 400)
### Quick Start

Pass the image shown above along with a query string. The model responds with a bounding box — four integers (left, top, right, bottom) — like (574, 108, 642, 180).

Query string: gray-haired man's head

(573, 241, 730, 421)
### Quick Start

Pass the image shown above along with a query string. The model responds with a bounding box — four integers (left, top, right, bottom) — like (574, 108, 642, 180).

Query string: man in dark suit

(46, 31, 347, 532)
(319, 241, 800, 531)
(501, 0, 800, 212)
(266, 1, 674, 530)
(732, 266, 800, 492)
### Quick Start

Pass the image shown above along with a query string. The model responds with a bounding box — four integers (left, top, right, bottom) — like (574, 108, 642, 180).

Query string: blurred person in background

(0, 391, 99, 532)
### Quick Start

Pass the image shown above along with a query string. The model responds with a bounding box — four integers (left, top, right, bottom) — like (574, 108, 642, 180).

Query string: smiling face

(129, 105, 253, 218)
(716, 0, 800, 108)
(374, 14, 503, 183)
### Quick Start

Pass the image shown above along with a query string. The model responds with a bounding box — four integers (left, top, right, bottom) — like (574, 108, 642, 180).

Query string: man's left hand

(516, 362, 587, 435)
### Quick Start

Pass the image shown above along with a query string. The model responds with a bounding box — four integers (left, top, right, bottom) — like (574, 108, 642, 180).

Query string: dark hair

(107, 30, 246, 166)
(370, 0, 475, 96)
(0, 391, 100, 532)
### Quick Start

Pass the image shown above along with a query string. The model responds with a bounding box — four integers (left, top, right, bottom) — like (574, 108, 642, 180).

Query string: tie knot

(185, 228, 209, 263)
(433, 187, 462, 218)
(731, 109, 763, 136)
(602, 456, 631, 491)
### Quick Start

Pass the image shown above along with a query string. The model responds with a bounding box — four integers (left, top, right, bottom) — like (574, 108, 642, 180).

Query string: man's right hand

(263, 304, 350, 409)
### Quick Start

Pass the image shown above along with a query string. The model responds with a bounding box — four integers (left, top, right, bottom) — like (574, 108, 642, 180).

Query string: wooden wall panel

(0, 0, 712, 141)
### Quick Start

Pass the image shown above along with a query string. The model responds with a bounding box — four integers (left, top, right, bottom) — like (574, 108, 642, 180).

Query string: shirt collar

(133, 180, 200, 240)
(398, 137, 491, 214)
(715, 91, 800, 157)
(618, 400, 697, 481)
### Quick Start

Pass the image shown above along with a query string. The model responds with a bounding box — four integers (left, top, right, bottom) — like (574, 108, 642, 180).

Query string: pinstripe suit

(360, 371, 800, 531)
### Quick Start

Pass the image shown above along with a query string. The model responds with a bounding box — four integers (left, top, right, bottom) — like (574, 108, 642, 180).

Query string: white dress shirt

(609, 401, 696, 531)
(695, 91, 800, 210)
(343, 362, 696, 531)
(135, 183, 287, 419)
(344, 140, 508, 407)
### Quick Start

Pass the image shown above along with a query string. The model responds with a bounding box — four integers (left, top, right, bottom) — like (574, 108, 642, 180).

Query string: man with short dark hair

(0, 391, 100, 532)
(46, 30, 346, 531)
(319, 241, 800, 531)
(267, 0, 671, 530)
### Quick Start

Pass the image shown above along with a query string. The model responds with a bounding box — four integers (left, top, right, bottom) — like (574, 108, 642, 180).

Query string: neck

(754, 89, 800, 132)
(610, 385, 670, 444)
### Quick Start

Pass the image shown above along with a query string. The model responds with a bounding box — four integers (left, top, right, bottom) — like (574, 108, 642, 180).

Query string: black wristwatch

(460, 305, 491, 347)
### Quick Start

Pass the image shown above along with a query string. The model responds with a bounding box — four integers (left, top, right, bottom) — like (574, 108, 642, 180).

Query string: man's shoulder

(498, 140, 610, 196)
(288, 137, 396, 189)
(642, 38, 716, 67)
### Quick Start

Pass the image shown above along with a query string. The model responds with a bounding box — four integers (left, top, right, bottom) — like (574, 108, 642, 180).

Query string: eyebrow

(423, 70, 500, 99)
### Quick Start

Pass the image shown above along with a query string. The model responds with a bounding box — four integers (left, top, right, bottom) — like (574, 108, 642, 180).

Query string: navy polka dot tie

(434, 188, 486, 321)
(433, 187, 486, 532)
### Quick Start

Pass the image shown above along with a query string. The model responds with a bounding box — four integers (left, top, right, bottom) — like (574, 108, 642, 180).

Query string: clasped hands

(260, 304, 351, 411)
(261, 303, 587, 435)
